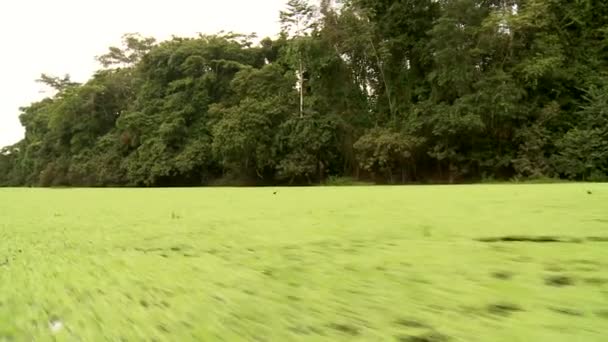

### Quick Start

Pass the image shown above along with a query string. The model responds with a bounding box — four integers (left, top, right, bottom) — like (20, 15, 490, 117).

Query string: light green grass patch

(1, 184, 607, 341)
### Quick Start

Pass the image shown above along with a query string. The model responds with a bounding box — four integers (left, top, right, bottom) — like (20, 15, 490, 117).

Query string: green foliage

(354, 128, 421, 182)
(552, 83, 608, 180)
(553, 129, 608, 180)
(96, 33, 156, 68)
(2, 0, 608, 186)
(510, 175, 568, 184)
(323, 176, 373, 186)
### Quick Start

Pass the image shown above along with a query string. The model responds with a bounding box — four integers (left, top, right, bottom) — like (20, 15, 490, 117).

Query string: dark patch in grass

(490, 245, 511, 252)
(487, 302, 523, 316)
(347, 289, 365, 295)
(160, 300, 170, 308)
(458, 305, 482, 316)
(352, 242, 368, 248)
(0, 334, 15, 342)
(584, 277, 608, 286)
(394, 318, 429, 328)
(284, 254, 302, 261)
(243, 289, 256, 295)
(587, 236, 608, 242)
(289, 325, 325, 336)
(595, 310, 608, 319)
(571, 259, 600, 266)
(594, 219, 608, 224)
(288, 325, 311, 335)
(411, 278, 432, 285)
(310, 240, 333, 249)
(511, 256, 533, 263)
(328, 323, 360, 336)
(429, 305, 445, 314)
(134, 247, 164, 253)
(423, 227, 431, 237)
(491, 271, 514, 280)
(549, 307, 584, 317)
(287, 295, 300, 301)
(477, 236, 582, 243)
(139, 300, 150, 308)
(376, 266, 387, 271)
(157, 324, 170, 333)
(0, 258, 8, 267)
(309, 325, 325, 336)
(545, 275, 575, 287)
(262, 269, 274, 277)
(397, 332, 450, 342)
(160, 253, 169, 258)
(577, 266, 599, 272)
(545, 265, 565, 272)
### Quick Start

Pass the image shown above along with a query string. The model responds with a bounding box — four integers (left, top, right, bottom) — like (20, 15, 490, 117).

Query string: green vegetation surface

(1, 184, 607, 341)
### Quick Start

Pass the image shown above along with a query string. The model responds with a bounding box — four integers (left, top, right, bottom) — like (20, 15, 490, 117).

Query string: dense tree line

(1, 0, 607, 186)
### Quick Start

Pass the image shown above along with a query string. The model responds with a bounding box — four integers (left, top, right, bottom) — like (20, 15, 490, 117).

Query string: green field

(1, 184, 607, 341)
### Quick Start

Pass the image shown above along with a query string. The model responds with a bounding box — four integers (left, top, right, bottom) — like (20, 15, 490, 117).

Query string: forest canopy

(1, 0, 607, 186)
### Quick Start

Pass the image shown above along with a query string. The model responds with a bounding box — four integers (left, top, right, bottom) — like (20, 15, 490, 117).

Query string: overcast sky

(0, 0, 286, 148)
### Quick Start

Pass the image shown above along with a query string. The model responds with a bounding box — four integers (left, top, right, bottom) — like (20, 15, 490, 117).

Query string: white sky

(0, 0, 286, 148)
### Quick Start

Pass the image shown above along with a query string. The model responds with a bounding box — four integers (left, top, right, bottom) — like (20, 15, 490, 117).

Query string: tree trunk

(318, 159, 325, 183)
(438, 160, 442, 180)
(369, 38, 394, 118)
(449, 161, 454, 184)
(299, 58, 304, 118)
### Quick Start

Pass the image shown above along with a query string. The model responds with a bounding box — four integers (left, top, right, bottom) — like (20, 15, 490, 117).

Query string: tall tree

(280, 0, 316, 117)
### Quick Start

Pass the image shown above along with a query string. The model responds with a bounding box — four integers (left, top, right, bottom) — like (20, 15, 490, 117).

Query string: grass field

(1, 184, 607, 341)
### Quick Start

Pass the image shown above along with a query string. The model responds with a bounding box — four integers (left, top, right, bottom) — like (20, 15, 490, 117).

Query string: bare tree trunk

(449, 161, 454, 184)
(318, 159, 325, 183)
(369, 38, 394, 118)
(299, 57, 304, 118)
(438, 160, 442, 180)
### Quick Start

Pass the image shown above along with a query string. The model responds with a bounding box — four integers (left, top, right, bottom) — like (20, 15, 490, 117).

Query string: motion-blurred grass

(1, 184, 607, 341)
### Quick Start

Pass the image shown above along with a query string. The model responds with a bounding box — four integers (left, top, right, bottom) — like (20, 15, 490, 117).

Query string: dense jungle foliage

(1, 0, 607, 186)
